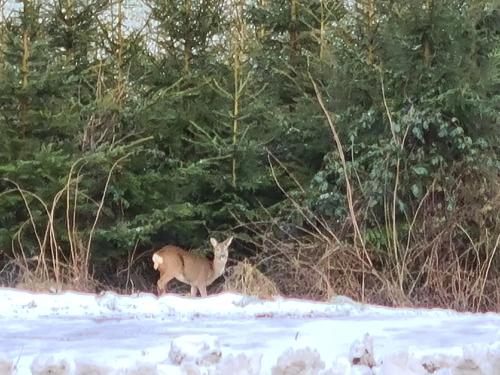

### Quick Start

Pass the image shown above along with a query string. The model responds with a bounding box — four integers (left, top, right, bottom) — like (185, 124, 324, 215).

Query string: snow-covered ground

(0, 288, 499, 374)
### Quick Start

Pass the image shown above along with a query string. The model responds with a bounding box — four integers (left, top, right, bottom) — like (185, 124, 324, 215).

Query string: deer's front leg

(190, 285, 198, 297)
(198, 284, 207, 297)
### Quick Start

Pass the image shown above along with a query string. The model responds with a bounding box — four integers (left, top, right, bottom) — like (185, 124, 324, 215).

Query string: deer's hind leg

(198, 284, 207, 297)
(157, 273, 174, 296)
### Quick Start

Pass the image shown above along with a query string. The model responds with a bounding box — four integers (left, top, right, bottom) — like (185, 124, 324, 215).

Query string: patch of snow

(322, 357, 351, 375)
(169, 335, 221, 366)
(213, 353, 262, 375)
(0, 288, 479, 320)
(348, 334, 375, 367)
(31, 355, 73, 375)
(271, 347, 325, 375)
(0, 354, 13, 375)
(1, 288, 499, 374)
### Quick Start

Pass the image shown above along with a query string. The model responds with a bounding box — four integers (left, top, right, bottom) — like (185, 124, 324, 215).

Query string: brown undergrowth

(231, 179, 500, 312)
(0, 152, 134, 293)
(1, 164, 498, 313)
(223, 259, 279, 299)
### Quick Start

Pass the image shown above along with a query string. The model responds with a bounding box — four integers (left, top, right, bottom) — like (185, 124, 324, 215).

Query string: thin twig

(84, 152, 133, 276)
(309, 74, 372, 268)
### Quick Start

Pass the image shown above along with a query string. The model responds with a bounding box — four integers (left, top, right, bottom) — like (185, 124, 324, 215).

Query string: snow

(0, 288, 499, 374)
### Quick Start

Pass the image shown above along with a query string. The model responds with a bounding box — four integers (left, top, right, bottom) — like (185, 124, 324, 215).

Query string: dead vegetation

(1, 162, 498, 313)
(231, 178, 500, 312)
(0, 154, 133, 293)
(223, 259, 279, 299)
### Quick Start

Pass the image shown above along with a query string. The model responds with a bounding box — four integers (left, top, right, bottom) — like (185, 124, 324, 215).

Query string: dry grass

(95, 247, 157, 294)
(245, 233, 383, 303)
(0, 142, 497, 314)
(0, 152, 134, 293)
(223, 259, 279, 299)
(236, 202, 500, 312)
(230, 167, 500, 312)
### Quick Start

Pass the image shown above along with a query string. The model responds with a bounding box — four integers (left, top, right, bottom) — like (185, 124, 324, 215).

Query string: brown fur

(153, 237, 233, 297)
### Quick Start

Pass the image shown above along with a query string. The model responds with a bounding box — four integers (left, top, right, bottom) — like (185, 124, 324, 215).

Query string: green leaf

(412, 166, 428, 176)
(411, 184, 422, 198)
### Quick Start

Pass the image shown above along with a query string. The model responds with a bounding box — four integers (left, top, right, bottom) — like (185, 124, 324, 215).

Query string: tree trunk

(183, 0, 192, 73)
(20, 0, 32, 137)
(289, 0, 299, 65)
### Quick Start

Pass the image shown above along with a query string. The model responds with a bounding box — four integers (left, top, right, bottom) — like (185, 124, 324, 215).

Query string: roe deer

(152, 237, 233, 297)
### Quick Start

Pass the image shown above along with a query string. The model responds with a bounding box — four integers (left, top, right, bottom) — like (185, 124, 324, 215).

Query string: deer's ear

(210, 237, 218, 248)
(224, 236, 233, 247)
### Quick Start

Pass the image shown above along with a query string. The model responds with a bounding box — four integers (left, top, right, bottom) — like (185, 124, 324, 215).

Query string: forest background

(0, 0, 498, 312)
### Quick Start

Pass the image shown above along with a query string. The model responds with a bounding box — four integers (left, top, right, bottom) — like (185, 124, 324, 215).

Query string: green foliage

(304, 0, 499, 231)
(0, 0, 498, 282)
